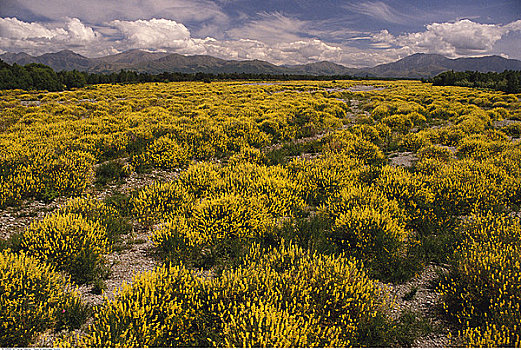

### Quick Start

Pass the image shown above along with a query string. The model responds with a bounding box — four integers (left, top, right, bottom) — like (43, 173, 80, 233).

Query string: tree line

(428, 70, 521, 93)
(0, 59, 419, 92)
(0, 59, 361, 91)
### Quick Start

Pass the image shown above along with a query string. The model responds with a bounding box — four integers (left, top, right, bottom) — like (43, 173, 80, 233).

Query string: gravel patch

(0, 197, 68, 241)
(347, 85, 386, 92)
(383, 264, 453, 347)
(388, 151, 418, 167)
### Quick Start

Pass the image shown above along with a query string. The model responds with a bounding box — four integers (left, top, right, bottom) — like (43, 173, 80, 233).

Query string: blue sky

(1, 0, 520, 67)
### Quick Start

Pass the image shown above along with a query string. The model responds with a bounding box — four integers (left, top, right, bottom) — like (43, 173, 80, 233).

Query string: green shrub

(20, 213, 110, 283)
(0, 251, 87, 347)
(94, 159, 132, 185)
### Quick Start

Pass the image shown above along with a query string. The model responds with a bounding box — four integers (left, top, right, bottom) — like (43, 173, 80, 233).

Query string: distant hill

(1, 50, 520, 78)
(0, 52, 36, 66)
(1, 50, 92, 71)
(362, 53, 521, 78)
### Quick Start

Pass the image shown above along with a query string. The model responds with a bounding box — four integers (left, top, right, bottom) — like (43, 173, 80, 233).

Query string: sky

(0, 0, 520, 67)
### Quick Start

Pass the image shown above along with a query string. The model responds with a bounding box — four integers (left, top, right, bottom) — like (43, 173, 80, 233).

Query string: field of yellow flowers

(1, 80, 520, 347)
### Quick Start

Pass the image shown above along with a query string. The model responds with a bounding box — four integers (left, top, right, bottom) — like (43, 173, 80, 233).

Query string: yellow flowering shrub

(66, 243, 390, 347)
(374, 165, 434, 233)
(0, 251, 85, 347)
(322, 130, 386, 165)
(439, 213, 521, 347)
(133, 161, 305, 227)
(456, 134, 511, 160)
(0, 148, 94, 207)
(1, 79, 521, 346)
(20, 213, 110, 283)
(418, 158, 516, 228)
(152, 193, 274, 266)
(132, 134, 191, 170)
(326, 205, 410, 279)
(288, 152, 368, 205)
(215, 163, 306, 217)
(59, 196, 131, 243)
(417, 144, 453, 162)
(132, 180, 195, 224)
(212, 243, 390, 347)
(64, 264, 206, 347)
(227, 145, 266, 165)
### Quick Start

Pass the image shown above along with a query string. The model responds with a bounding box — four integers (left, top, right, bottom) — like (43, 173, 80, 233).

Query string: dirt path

(384, 264, 452, 347)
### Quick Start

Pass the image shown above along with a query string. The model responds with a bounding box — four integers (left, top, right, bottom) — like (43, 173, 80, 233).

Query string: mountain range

(2, 49, 521, 78)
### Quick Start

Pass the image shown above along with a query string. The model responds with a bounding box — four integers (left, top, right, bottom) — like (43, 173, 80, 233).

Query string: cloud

(371, 19, 521, 57)
(8, 0, 229, 27)
(0, 16, 347, 65)
(226, 12, 308, 44)
(0, 17, 66, 40)
(65, 18, 98, 42)
(202, 38, 343, 64)
(110, 18, 191, 48)
(345, 1, 407, 24)
(0, 17, 99, 55)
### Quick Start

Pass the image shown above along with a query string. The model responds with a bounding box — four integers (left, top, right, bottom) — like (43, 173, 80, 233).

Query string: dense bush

(20, 213, 110, 283)
(0, 251, 87, 347)
(94, 159, 133, 185)
(419, 158, 514, 225)
(59, 196, 131, 243)
(2, 79, 521, 346)
(132, 135, 191, 171)
(322, 130, 385, 165)
(288, 152, 368, 206)
(325, 204, 410, 280)
(64, 243, 391, 347)
(152, 193, 274, 267)
(439, 213, 521, 347)
(0, 149, 95, 208)
(374, 166, 434, 233)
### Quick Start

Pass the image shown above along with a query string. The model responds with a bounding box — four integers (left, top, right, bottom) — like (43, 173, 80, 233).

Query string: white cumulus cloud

(0, 17, 67, 40)
(0, 17, 99, 55)
(66, 18, 97, 42)
(110, 18, 190, 46)
(371, 19, 521, 57)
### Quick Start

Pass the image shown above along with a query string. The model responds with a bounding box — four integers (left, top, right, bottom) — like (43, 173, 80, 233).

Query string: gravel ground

(383, 264, 453, 347)
(388, 151, 418, 167)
